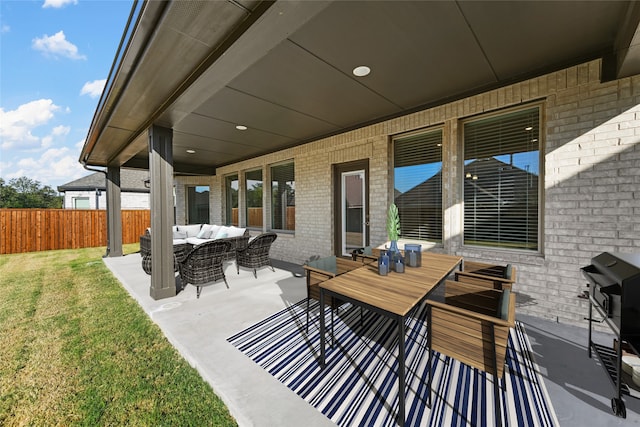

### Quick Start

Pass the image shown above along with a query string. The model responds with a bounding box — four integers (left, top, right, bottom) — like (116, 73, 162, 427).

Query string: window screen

(393, 129, 443, 242)
(187, 186, 209, 224)
(73, 197, 90, 209)
(463, 106, 540, 250)
(225, 175, 238, 226)
(271, 162, 295, 231)
(245, 169, 263, 228)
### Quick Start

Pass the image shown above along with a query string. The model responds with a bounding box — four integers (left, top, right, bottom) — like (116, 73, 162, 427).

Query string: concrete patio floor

(104, 253, 640, 426)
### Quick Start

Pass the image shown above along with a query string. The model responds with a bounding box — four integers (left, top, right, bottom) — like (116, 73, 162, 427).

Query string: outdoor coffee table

(318, 252, 462, 426)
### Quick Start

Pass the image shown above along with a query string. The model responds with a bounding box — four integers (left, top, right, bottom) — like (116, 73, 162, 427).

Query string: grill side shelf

(591, 343, 640, 399)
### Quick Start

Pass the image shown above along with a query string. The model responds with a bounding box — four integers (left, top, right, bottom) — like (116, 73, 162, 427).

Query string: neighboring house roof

(57, 169, 150, 193)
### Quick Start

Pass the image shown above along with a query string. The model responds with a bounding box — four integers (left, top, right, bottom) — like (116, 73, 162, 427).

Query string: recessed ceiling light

(186, 149, 195, 154)
(236, 125, 247, 131)
(525, 126, 533, 131)
(352, 66, 371, 77)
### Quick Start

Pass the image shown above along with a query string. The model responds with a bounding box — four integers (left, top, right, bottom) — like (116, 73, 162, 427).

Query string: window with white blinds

(463, 106, 540, 250)
(393, 129, 443, 242)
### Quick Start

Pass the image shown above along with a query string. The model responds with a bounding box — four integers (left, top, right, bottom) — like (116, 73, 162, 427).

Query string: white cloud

(43, 0, 78, 9)
(0, 99, 61, 150)
(8, 147, 86, 188)
(32, 30, 86, 60)
(41, 125, 71, 148)
(1, 24, 10, 34)
(52, 125, 71, 137)
(80, 79, 106, 98)
(0, 160, 13, 176)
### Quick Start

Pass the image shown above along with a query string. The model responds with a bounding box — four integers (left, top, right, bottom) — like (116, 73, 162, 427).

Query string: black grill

(586, 252, 640, 336)
(582, 252, 640, 418)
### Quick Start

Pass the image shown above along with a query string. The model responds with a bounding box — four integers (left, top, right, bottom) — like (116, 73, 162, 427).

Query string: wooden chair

(303, 256, 364, 333)
(350, 245, 380, 264)
(426, 280, 516, 427)
(455, 261, 516, 290)
(235, 232, 277, 278)
(179, 240, 231, 298)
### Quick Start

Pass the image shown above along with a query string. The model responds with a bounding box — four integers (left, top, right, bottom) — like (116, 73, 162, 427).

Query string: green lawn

(0, 245, 237, 426)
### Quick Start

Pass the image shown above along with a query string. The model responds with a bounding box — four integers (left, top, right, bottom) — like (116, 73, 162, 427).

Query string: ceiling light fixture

(236, 125, 247, 131)
(352, 65, 371, 77)
(525, 126, 533, 131)
(186, 149, 195, 154)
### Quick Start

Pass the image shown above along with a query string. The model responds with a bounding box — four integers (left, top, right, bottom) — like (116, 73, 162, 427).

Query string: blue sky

(0, 0, 132, 190)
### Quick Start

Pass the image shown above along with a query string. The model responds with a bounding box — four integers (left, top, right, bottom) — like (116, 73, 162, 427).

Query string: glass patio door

(341, 170, 366, 256)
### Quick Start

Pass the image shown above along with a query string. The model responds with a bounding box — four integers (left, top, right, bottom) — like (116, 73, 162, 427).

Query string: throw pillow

(214, 226, 230, 239)
(173, 230, 187, 239)
(197, 224, 213, 238)
(208, 225, 221, 239)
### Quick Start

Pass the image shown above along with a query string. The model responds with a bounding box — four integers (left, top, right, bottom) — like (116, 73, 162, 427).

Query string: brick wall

(183, 59, 639, 326)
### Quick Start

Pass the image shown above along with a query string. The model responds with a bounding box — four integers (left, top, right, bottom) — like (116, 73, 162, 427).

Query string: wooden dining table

(318, 252, 463, 426)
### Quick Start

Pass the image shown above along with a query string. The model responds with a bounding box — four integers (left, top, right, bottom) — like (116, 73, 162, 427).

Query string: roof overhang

(81, 0, 640, 175)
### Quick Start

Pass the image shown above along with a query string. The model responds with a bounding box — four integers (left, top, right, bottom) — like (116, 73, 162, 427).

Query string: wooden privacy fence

(0, 209, 151, 255)
(231, 207, 295, 229)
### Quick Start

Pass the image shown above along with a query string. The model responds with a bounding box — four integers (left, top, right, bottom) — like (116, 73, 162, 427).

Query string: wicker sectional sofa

(140, 224, 250, 263)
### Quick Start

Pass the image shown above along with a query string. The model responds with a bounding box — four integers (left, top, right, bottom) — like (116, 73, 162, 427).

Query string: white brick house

(58, 169, 149, 210)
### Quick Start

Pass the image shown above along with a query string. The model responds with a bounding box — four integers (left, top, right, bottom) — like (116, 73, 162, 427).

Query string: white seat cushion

(186, 237, 212, 246)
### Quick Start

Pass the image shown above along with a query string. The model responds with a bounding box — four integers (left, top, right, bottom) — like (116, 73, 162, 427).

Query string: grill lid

(592, 252, 640, 287)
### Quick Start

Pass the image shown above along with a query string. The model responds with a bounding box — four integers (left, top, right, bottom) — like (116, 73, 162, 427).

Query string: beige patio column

(149, 125, 176, 300)
(106, 166, 123, 257)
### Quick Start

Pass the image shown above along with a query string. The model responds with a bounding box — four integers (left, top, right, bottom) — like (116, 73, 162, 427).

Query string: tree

(0, 177, 62, 208)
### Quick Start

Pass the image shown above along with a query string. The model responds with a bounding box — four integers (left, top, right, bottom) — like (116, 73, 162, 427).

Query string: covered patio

(82, 1, 640, 425)
(104, 253, 640, 425)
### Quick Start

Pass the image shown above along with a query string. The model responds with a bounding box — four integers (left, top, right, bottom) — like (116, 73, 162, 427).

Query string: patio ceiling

(81, 0, 640, 175)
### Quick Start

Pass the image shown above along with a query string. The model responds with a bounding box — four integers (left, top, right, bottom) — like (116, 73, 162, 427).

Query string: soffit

(81, 0, 639, 174)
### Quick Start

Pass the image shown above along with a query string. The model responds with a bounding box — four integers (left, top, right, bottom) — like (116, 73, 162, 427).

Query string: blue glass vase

(389, 240, 400, 270)
(378, 250, 389, 276)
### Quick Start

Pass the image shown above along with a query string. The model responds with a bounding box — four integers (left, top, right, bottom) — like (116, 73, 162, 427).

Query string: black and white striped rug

(228, 300, 558, 426)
